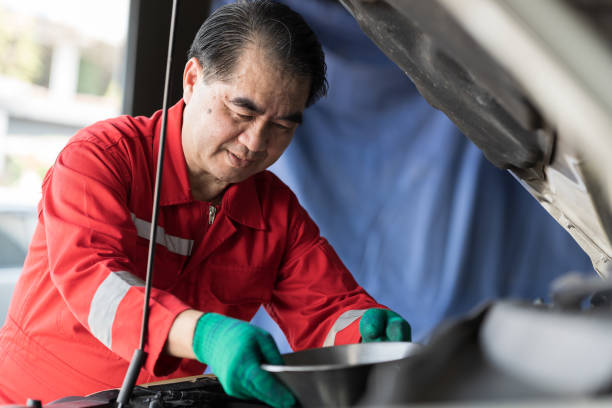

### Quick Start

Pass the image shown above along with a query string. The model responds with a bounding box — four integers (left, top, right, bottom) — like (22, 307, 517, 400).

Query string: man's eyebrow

(230, 97, 303, 124)
(229, 97, 264, 114)
(278, 112, 303, 125)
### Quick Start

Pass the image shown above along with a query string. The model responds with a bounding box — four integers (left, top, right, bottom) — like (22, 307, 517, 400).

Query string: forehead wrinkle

(221, 46, 308, 121)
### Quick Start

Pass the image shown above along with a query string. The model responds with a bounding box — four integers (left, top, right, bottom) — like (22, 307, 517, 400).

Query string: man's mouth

(227, 150, 253, 168)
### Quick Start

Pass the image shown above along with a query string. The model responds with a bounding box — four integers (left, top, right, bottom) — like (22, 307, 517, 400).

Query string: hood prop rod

(116, 0, 179, 406)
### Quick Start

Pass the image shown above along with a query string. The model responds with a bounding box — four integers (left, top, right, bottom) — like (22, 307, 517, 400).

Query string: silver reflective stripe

(89, 271, 145, 349)
(131, 213, 193, 256)
(323, 309, 369, 347)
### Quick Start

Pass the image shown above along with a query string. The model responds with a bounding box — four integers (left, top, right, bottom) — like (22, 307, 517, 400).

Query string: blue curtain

(210, 0, 592, 351)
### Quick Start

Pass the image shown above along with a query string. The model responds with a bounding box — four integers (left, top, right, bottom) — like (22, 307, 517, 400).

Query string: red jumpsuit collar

(154, 99, 265, 230)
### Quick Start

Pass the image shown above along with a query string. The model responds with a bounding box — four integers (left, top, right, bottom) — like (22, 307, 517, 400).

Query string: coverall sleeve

(42, 138, 190, 376)
(265, 191, 386, 351)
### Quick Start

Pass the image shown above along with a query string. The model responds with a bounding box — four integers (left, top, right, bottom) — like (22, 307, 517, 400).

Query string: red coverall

(0, 100, 384, 403)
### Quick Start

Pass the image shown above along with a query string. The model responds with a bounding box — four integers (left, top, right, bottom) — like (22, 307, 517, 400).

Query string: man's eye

(273, 122, 291, 130)
(233, 112, 253, 120)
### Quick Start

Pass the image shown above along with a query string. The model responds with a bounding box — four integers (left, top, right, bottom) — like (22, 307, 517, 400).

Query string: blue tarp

(211, 0, 593, 351)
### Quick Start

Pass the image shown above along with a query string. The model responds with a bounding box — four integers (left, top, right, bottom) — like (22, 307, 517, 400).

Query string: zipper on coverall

(208, 205, 217, 225)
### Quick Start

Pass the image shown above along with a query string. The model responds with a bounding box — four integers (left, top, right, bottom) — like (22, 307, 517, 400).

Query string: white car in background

(0, 204, 37, 326)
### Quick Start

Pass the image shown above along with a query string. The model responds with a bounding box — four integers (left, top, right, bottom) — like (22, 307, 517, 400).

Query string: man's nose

(239, 120, 267, 153)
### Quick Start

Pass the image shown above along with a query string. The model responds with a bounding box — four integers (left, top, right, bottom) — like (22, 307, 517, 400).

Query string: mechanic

(0, 2, 410, 407)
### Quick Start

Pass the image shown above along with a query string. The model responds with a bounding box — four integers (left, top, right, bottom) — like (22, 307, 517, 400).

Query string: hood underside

(340, 0, 612, 276)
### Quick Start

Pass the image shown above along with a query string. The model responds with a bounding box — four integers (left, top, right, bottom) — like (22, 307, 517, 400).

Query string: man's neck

(188, 173, 228, 203)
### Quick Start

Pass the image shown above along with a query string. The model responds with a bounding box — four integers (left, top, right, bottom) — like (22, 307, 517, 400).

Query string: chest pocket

(204, 263, 276, 305)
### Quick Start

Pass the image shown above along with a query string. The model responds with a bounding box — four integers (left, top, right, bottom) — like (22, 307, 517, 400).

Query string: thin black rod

(116, 0, 179, 406)
(140, 0, 179, 351)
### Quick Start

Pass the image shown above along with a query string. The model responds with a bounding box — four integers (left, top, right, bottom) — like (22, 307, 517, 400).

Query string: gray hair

(188, 0, 327, 106)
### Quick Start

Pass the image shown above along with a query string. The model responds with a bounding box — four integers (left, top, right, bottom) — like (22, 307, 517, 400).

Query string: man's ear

(183, 57, 202, 104)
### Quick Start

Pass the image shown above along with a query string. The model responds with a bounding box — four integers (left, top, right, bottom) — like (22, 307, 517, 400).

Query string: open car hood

(340, 0, 612, 276)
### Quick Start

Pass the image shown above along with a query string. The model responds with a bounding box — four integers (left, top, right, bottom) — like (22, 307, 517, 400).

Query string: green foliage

(77, 55, 112, 96)
(0, 155, 48, 187)
(0, 9, 44, 84)
(0, 156, 23, 186)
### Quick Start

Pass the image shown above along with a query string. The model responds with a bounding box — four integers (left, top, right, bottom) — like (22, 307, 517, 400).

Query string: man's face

(181, 46, 311, 191)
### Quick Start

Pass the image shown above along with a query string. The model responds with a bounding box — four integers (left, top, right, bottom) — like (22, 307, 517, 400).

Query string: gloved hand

(192, 313, 295, 408)
(359, 308, 412, 342)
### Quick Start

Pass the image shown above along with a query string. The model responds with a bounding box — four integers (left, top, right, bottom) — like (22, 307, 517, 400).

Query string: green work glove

(192, 313, 295, 408)
(359, 308, 412, 342)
